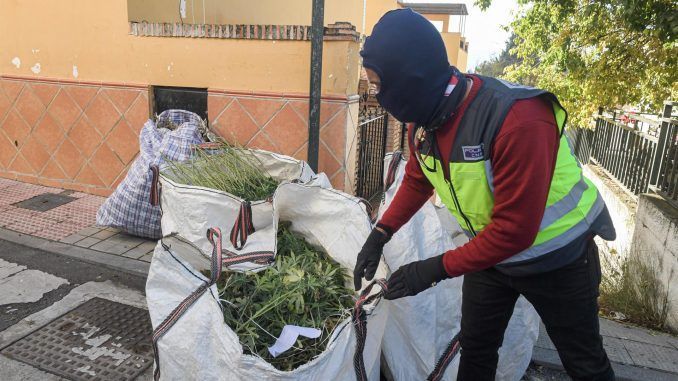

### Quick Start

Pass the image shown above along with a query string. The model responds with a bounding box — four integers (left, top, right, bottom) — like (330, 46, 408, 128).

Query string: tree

(475, 0, 677, 127)
(474, 34, 524, 79)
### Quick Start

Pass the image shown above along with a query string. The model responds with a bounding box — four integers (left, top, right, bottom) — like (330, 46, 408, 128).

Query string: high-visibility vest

(413, 75, 604, 267)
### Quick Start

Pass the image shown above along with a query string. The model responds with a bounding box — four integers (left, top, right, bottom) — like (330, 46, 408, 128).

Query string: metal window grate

(356, 109, 389, 201)
(152, 86, 208, 121)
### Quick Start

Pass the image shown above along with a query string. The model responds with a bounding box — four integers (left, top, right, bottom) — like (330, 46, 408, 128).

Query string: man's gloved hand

(384, 255, 448, 300)
(353, 227, 391, 290)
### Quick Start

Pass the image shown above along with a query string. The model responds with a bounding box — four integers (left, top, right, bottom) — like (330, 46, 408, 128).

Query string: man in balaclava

(354, 9, 616, 381)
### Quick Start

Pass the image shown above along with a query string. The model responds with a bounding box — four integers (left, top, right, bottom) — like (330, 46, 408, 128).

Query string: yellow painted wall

(1, 0, 360, 96)
(440, 32, 468, 71)
(456, 39, 468, 73)
(364, 0, 398, 35)
(128, 0, 364, 30)
(419, 13, 450, 32)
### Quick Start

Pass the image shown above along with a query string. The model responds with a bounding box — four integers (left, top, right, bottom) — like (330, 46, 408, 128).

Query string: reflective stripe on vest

(501, 191, 604, 264)
(457, 175, 592, 234)
(539, 176, 588, 231)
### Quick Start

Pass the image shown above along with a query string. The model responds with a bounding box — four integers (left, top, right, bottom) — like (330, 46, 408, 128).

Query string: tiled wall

(0, 77, 149, 196)
(0, 76, 353, 196)
(208, 92, 351, 190)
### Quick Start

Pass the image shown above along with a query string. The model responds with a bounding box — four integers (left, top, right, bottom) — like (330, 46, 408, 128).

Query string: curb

(532, 347, 678, 381)
(0, 227, 150, 278)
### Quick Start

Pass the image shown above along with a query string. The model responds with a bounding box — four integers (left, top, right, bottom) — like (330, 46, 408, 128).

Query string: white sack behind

(159, 149, 314, 272)
(379, 152, 540, 381)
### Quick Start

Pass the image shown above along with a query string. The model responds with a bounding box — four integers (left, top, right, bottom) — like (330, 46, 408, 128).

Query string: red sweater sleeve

(442, 98, 560, 277)
(377, 124, 434, 235)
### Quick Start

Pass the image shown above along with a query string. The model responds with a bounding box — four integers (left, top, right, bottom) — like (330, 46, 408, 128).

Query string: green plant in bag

(204, 223, 354, 371)
(162, 140, 279, 201)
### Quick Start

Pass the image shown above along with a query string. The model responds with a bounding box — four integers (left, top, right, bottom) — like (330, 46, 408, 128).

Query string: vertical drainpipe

(308, 0, 325, 172)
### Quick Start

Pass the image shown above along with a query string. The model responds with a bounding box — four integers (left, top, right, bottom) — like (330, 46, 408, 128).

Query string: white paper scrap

(267, 325, 321, 358)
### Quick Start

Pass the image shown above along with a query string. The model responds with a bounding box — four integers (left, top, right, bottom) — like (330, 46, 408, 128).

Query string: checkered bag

(96, 110, 205, 238)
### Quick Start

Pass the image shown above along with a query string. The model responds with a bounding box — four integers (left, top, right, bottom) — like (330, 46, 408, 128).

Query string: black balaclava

(361, 8, 467, 131)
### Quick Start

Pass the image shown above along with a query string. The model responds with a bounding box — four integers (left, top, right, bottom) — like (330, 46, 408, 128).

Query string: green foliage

(473, 34, 525, 80)
(162, 141, 279, 201)
(474, 0, 677, 127)
(210, 223, 354, 371)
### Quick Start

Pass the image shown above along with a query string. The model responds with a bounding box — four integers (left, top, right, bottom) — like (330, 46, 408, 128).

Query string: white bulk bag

(379, 152, 540, 381)
(156, 149, 315, 272)
(146, 179, 389, 381)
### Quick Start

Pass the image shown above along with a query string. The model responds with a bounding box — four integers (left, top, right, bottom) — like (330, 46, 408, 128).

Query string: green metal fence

(568, 102, 677, 203)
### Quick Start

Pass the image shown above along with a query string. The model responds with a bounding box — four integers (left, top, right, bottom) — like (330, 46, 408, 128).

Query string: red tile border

(0, 75, 148, 90)
(206, 88, 351, 102)
(1, 75, 355, 102)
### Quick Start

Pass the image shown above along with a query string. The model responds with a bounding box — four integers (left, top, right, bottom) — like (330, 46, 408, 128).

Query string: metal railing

(355, 109, 389, 200)
(653, 104, 678, 202)
(589, 115, 658, 195)
(570, 102, 677, 203)
(565, 127, 594, 165)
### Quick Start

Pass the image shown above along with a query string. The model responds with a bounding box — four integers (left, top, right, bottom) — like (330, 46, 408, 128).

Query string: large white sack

(380, 152, 540, 381)
(146, 179, 389, 381)
(158, 149, 315, 272)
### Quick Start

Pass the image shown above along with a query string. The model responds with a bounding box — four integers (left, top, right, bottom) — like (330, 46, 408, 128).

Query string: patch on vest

(462, 145, 484, 161)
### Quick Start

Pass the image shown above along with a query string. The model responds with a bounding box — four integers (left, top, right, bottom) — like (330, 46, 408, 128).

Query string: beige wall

(128, 0, 364, 30)
(420, 13, 450, 32)
(364, 0, 398, 35)
(456, 38, 468, 72)
(440, 32, 468, 71)
(631, 194, 678, 331)
(1, 0, 360, 97)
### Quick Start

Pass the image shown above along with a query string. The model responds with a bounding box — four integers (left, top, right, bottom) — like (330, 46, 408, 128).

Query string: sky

(406, 0, 520, 70)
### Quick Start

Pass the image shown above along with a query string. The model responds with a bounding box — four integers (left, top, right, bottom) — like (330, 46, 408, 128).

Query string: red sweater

(378, 75, 560, 277)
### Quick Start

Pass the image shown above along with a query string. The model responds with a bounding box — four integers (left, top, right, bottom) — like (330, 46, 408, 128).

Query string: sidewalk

(2, 177, 678, 380)
(0, 178, 155, 270)
(533, 310, 678, 380)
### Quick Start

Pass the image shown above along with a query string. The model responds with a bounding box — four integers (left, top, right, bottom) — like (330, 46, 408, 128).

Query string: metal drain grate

(13, 193, 76, 212)
(1, 298, 153, 381)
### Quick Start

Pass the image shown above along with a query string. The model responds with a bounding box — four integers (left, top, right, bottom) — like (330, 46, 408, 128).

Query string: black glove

(353, 227, 390, 290)
(384, 255, 448, 300)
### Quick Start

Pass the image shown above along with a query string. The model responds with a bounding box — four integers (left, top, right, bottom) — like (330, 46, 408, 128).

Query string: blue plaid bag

(96, 110, 205, 238)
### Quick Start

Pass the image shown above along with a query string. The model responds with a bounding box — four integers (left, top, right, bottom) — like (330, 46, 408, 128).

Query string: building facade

(0, 0, 468, 196)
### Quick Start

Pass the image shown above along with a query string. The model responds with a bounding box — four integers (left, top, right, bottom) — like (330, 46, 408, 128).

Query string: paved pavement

(521, 363, 570, 381)
(534, 319, 678, 380)
(0, 178, 155, 264)
(0, 240, 151, 380)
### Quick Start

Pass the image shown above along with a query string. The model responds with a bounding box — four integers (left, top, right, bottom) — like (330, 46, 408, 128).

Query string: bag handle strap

(230, 201, 255, 250)
(426, 331, 461, 381)
(383, 151, 403, 193)
(352, 279, 387, 381)
(149, 165, 161, 206)
(152, 228, 224, 381)
(221, 249, 275, 267)
(357, 198, 377, 224)
(195, 142, 222, 150)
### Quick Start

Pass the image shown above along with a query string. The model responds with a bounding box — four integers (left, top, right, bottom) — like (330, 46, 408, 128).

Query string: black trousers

(457, 239, 615, 381)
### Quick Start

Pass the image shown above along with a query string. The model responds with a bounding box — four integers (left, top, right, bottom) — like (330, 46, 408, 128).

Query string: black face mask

(361, 9, 467, 129)
(423, 67, 468, 132)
